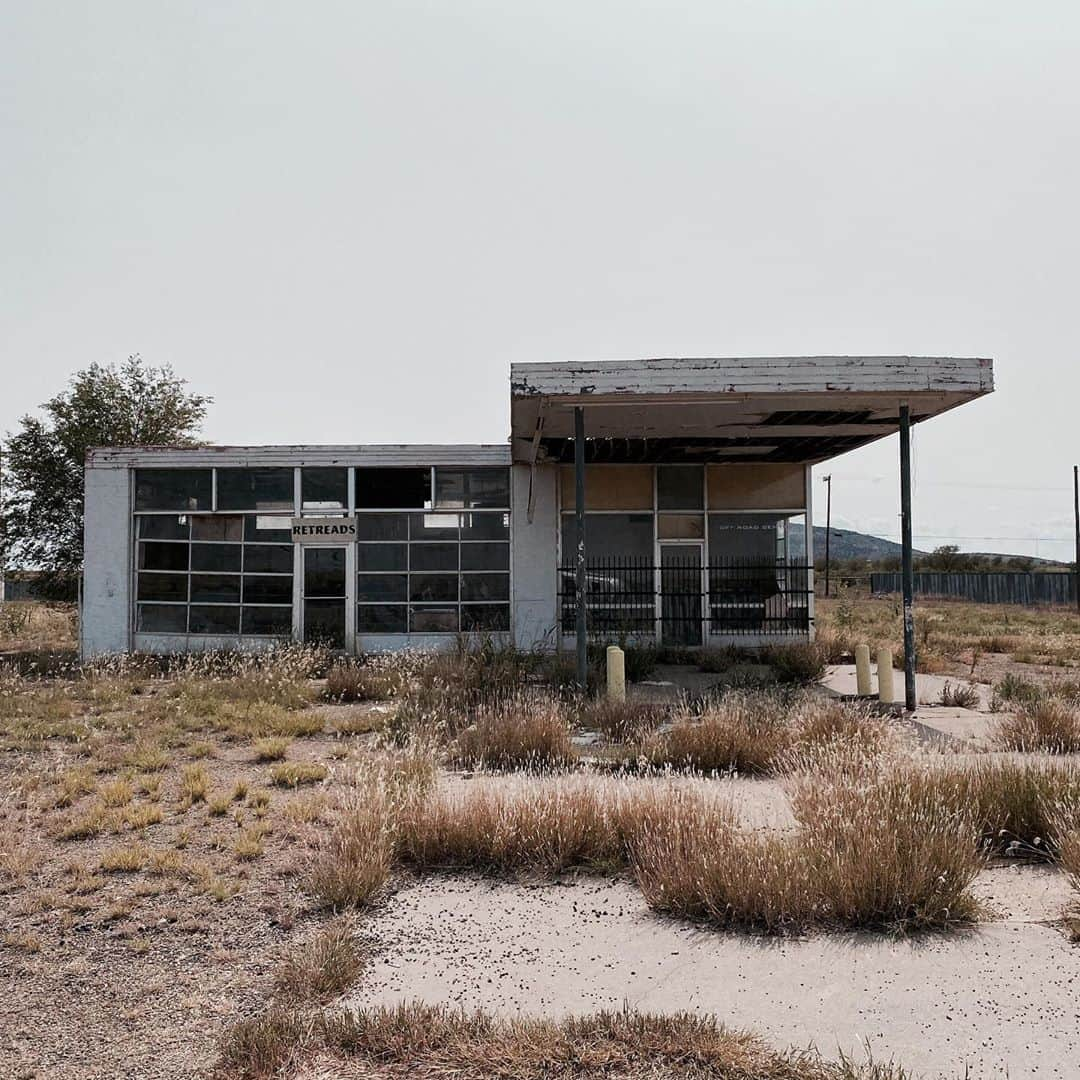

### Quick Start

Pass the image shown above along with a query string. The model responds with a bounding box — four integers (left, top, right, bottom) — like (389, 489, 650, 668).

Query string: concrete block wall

(81, 464, 132, 656)
(511, 463, 558, 650)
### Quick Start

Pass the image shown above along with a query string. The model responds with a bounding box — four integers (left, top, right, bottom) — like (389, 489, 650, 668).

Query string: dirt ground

(4, 598, 1080, 1079)
(0, 697, 386, 1080)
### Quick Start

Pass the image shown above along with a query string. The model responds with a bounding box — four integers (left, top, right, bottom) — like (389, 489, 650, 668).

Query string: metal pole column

(1073, 465, 1079, 614)
(899, 404, 916, 712)
(823, 474, 832, 598)
(574, 406, 588, 688)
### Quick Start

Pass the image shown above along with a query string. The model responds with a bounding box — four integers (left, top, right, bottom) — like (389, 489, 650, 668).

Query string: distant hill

(790, 524, 1067, 567)
(811, 526, 925, 562)
(788, 523, 923, 562)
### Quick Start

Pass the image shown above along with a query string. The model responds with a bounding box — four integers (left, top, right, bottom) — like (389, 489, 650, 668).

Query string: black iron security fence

(557, 557, 812, 643)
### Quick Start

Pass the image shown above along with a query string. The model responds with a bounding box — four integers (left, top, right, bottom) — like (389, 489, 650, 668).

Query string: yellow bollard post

(855, 644, 873, 696)
(877, 648, 895, 704)
(606, 645, 626, 702)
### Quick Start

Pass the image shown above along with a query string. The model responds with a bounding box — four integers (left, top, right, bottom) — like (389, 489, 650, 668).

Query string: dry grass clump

(993, 699, 1080, 754)
(452, 694, 573, 772)
(759, 642, 828, 685)
(939, 681, 981, 709)
(308, 1002, 907, 1080)
(1060, 826, 1080, 940)
(214, 1003, 307, 1080)
(252, 736, 290, 762)
(635, 760, 983, 932)
(576, 697, 668, 742)
(398, 776, 735, 875)
(270, 762, 328, 788)
(304, 770, 402, 910)
(323, 658, 403, 702)
(179, 764, 210, 806)
(640, 692, 886, 776)
(273, 917, 366, 1004)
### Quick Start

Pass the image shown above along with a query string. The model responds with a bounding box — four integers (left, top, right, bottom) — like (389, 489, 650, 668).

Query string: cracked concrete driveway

(350, 868, 1080, 1079)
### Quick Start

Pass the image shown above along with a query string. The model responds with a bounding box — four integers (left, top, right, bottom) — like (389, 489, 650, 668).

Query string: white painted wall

(511, 462, 558, 650)
(81, 464, 132, 656)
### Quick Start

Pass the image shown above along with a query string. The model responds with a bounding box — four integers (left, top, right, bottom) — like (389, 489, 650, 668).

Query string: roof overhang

(510, 356, 993, 465)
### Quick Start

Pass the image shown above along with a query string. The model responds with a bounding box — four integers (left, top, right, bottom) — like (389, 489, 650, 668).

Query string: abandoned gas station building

(82, 357, 994, 687)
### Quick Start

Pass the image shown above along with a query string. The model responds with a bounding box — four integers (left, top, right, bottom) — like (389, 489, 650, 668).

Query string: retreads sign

(291, 517, 358, 544)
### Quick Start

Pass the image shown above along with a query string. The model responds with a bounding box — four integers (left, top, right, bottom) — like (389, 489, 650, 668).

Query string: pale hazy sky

(2, 2, 1077, 558)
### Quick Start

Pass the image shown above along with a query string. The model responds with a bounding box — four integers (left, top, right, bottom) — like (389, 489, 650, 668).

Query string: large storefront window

(559, 513, 654, 634)
(135, 513, 293, 636)
(357, 509, 510, 634)
(132, 463, 512, 642)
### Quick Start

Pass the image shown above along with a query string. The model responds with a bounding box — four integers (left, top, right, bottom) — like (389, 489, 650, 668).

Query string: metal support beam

(574, 406, 588, 689)
(899, 404, 916, 712)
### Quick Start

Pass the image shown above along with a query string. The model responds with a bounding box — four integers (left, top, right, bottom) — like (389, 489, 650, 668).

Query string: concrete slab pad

(354, 873, 1080, 1080)
(822, 664, 994, 711)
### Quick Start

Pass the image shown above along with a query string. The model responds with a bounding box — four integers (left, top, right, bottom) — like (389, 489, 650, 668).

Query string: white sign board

(290, 517, 358, 544)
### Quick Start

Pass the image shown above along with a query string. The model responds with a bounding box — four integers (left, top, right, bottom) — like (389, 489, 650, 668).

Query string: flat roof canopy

(510, 356, 993, 464)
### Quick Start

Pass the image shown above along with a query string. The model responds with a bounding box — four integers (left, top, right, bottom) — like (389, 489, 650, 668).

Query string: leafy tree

(1, 357, 211, 595)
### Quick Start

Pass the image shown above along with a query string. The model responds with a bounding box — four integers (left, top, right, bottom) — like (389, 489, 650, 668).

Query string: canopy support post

(574, 406, 588, 689)
(899, 403, 917, 712)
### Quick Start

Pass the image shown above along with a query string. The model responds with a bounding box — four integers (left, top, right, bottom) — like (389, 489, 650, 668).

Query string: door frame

(655, 539, 706, 647)
(294, 542, 356, 653)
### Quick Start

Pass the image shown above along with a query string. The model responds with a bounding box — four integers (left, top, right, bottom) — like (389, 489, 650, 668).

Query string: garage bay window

(135, 513, 294, 636)
(355, 466, 510, 634)
(134, 467, 294, 637)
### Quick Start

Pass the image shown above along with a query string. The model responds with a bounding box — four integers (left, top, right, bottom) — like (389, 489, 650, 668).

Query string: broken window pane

(435, 468, 509, 509)
(138, 515, 190, 540)
(460, 512, 510, 540)
(134, 470, 212, 511)
(138, 543, 189, 572)
(244, 516, 293, 542)
(409, 513, 460, 540)
(355, 467, 431, 509)
(302, 468, 348, 510)
(216, 468, 295, 511)
(191, 516, 244, 542)
(355, 514, 408, 541)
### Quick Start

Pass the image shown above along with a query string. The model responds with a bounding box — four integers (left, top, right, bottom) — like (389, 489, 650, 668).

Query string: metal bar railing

(556, 556, 812, 640)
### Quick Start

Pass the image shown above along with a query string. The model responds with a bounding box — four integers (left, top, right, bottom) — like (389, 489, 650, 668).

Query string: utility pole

(822, 474, 832, 598)
(1073, 465, 1079, 614)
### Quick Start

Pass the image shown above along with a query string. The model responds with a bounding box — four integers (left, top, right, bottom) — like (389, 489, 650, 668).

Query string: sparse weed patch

(253, 736, 290, 762)
(273, 917, 365, 1003)
(270, 762, 328, 788)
